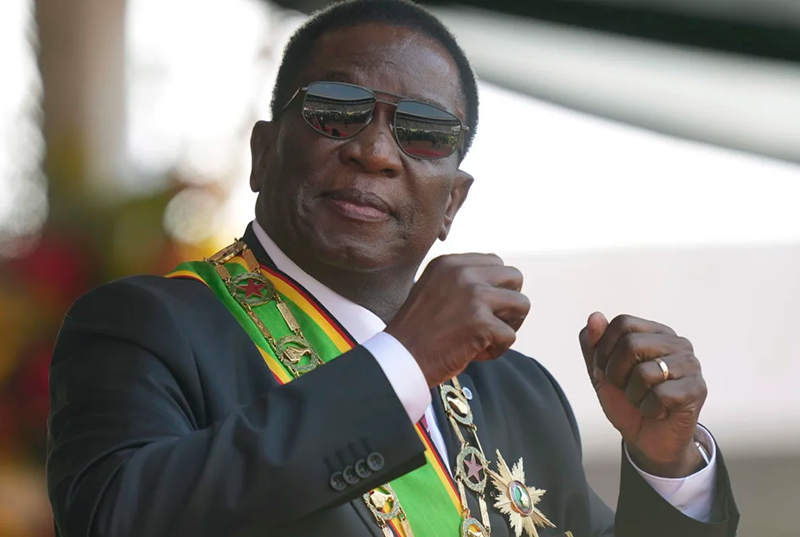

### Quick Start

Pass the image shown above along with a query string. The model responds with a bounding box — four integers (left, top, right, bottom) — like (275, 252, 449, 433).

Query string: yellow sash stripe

(256, 346, 293, 384)
(166, 270, 208, 283)
(416, 428, 462, 509)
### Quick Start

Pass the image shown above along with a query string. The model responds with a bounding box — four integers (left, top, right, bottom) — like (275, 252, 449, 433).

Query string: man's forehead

(316, 68, 452, 112)
(298, 23, 465, 115)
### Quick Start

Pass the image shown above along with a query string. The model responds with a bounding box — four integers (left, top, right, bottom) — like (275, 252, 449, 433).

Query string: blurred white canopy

(434, 5, 800, 165)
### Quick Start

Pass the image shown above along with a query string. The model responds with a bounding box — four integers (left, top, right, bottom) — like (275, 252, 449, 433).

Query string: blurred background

(1, 0, 799, 535)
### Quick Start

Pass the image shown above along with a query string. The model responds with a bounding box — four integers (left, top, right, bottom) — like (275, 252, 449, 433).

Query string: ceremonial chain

(440, 378, 492, 536)
(207, 240, 557, 537)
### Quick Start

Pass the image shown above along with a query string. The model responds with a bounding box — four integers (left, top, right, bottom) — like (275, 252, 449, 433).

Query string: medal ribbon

(167, 247, 463, 536)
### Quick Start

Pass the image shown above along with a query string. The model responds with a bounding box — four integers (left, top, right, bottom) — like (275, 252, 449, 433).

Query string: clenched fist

(580, 313, 708, 478)
(386, 253, 530, 387)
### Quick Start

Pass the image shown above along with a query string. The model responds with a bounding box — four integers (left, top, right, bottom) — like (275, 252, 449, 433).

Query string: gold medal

(228, 271, 275, 307)
(488, 450, 555, 537)
(441, 384, 473, 425)
(276, 334, 323, 376)
(462, 517, 489, 537)
(363, 485, 416, 537)
(456, 446, 488, 494)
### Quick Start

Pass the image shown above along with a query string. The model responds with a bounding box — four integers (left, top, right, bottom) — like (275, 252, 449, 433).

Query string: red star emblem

(464, 453, 483, 482)
(238, 278, 267, 299)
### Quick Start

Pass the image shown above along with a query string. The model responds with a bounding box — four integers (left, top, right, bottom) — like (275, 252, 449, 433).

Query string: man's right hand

(385, 253, 530, 388)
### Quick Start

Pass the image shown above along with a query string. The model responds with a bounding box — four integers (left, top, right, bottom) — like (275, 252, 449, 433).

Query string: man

(46, 1, 738, 536)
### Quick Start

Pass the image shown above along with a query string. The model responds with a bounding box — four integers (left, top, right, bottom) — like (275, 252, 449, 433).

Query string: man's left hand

(579, 312, 708, 478)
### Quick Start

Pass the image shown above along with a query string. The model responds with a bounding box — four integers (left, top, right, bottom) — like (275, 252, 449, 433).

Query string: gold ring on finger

(654, 357, 669, 381)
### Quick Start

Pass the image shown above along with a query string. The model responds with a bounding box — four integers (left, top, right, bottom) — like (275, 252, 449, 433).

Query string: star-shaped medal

(228, 272, 275, 307)
(488, 450, 555, 537)
(456, 446, 488, 494)
(228, 272, 274, 307)
(464, 452, 484, 481)
(239, 278, 267, 299)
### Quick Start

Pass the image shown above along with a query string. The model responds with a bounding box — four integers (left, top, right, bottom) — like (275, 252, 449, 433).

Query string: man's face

(251, 23, 473, 274)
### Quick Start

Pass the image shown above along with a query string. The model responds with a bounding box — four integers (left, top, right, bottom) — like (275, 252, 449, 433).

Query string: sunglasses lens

(302, 82, 375, 139)
(394, 101, 462, 159)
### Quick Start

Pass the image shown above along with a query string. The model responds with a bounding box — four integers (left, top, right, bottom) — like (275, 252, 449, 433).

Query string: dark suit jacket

(47, 227, 739, 537)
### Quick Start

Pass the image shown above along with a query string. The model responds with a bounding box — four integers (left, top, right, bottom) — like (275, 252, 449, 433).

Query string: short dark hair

(270, 0, 479, 157)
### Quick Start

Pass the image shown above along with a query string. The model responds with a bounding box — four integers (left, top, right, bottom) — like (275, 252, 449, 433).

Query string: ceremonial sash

(167, 256, 463, 536)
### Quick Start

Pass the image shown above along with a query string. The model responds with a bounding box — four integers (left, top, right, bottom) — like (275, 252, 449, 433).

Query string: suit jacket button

(367, 452, 385, 472)
(343, 465, 360, 485)
(355, 459, 372, 479)
(330, 472, 347, 491)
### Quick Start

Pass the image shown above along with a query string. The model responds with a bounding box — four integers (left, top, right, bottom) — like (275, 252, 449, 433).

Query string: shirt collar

(251, 220, 386, 344)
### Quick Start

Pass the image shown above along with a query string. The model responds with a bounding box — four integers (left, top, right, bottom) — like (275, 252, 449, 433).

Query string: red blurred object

(0, 391, 17, 445)
(6, 231, 96, 310)
(13, 343, 52, 445)
(2, 230, 98, 453)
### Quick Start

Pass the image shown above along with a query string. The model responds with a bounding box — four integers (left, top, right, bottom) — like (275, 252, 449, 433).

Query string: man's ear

(250, 120, 274, 193)
(438, 170, 474, 241)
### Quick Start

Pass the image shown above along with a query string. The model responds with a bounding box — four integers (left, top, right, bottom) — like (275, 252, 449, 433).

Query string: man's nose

(338, 104, 402, 177)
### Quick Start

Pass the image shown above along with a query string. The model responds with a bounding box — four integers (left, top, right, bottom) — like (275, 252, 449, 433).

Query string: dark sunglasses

(281, 81, 468, 160)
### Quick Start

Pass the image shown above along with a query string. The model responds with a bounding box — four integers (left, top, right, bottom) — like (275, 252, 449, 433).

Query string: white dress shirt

(252, 220, 717, 522)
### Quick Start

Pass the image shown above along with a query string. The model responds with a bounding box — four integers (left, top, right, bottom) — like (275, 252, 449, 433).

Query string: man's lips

(323, 188, 392, 221)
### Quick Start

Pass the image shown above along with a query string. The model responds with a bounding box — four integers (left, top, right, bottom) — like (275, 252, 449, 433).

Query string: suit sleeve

(532, 359, 616, 536)
(46, 278, 426, 537)
(615, 439, 740, 537)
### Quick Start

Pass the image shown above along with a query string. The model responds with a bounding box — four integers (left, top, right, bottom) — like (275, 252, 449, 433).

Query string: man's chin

(307, 232, 399, 273)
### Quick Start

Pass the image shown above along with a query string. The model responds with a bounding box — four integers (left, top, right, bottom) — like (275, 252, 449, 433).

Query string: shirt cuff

(362, 332, 431, 424)
(625, 425, 718, 522)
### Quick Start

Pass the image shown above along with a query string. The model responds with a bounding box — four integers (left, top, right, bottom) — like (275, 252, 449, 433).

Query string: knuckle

(630, 362, 649, 385)
(677, 336, 694, 353)
(468, 308, 492, 330)
(618, 332, 639, 357)
(471, 318, 495, 347)
(454, 266, 475, 287)
(695, 377, 708, 400)
(650, 383, 672, 405)
(498, 324, 517, 347)
(466, 300, 486, 325)
(471, 286, 492, 309)
(469, 282, 492, 303)
(428, 255, 448, 269)
(641, 393, 663, 417)
(683, 352, 702, 373)
(475, 332, 492, 351)
(517, 292, 531, 314)
(615, 314, 637, 333)
(437, 254, 463, 271)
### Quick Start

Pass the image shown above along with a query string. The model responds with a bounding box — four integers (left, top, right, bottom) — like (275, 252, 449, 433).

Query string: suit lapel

(431, 385, 459, 472)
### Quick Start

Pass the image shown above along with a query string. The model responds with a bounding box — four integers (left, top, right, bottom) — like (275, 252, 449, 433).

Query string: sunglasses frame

(280, 81, 469, 160)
